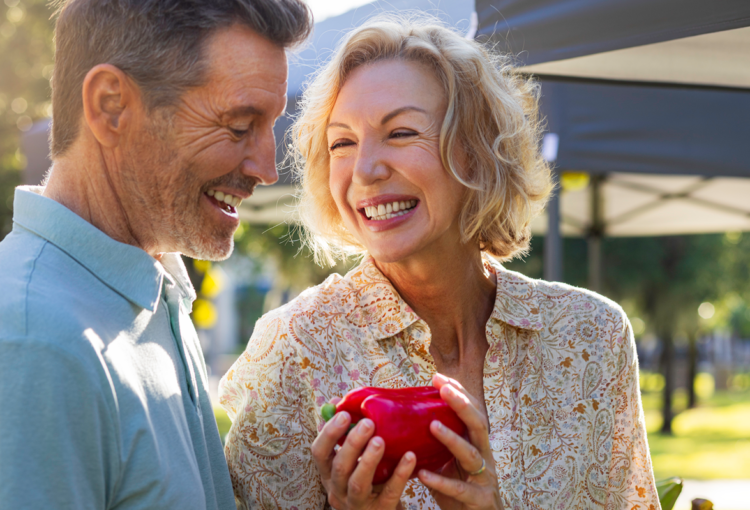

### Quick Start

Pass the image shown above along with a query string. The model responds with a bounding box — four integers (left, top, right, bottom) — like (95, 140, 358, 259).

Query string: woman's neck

(374, 242, 497, 368)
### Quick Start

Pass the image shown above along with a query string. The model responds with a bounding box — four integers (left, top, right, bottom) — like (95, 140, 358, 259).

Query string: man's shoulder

(0, 227, 137, 351)
(0, 228, 50, 336)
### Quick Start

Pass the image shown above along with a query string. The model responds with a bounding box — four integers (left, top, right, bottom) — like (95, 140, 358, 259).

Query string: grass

(642, 375, 750, 480)
(213, 374, 750, 481)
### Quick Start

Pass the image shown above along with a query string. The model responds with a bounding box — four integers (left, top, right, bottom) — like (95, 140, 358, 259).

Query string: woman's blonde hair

(292, 15, 552, 266)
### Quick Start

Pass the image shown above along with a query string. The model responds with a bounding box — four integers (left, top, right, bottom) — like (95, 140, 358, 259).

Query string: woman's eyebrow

(381, 106, 427, 125)
(327, 122, 351, 130)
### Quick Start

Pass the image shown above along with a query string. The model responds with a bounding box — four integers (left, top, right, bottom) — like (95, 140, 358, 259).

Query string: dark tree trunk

(687, 333, 698, 408)
(661, 331, 674, 434)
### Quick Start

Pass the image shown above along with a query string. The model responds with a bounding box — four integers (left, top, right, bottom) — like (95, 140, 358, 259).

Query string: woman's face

(327, 59, 466, 264)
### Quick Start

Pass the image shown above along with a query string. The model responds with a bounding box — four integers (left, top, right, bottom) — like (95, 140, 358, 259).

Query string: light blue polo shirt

(0, 187, 236, 510)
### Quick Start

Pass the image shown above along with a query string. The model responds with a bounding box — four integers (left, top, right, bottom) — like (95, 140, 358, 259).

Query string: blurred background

(2, 0, 749, 507)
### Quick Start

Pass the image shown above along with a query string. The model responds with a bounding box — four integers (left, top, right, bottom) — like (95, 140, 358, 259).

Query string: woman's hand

(311, 402, 417, 510)
(418, 374, 504, 510)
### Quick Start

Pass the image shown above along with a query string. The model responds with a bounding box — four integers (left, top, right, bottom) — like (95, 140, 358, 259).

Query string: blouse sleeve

(608, 313, 660, 509)
(219, 313, 326, 509)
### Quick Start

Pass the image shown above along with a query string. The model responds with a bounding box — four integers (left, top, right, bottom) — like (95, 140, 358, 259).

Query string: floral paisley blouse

(219, 256, 659, 510)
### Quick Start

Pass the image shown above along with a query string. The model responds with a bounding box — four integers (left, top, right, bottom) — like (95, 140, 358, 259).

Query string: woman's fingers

(376, 452, 417, 507)
(430, 420, 490, 481)
(330, 418, 376, 495)
(311, 411, 351, 482)
(346, 435, 385, 504)
(418, 469, 495, 506)
(438, 383, 491, 455)
(433, 373, 481, 408)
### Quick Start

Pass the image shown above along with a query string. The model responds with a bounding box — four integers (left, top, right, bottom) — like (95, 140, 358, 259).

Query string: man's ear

(81, 64, 141, 148)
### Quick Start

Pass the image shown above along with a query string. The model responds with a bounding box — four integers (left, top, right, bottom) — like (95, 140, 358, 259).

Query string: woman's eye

(329, 140, 355, 151)
(390, 130, 417, 139)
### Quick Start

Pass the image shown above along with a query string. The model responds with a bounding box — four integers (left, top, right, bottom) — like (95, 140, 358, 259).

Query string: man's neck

(44, 145, 157, 255)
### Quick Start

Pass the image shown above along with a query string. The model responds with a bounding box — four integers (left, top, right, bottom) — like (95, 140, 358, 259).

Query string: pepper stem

(320, 403, 337, 422)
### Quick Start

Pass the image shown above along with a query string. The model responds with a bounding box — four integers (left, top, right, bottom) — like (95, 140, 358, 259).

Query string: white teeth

(364, 199, 418, 220)
(207, 189, 242, 209)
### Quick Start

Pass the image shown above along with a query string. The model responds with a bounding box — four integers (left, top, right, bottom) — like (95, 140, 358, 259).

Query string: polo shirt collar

(349, 254, 543, 342)
(12, 186, 193, 312)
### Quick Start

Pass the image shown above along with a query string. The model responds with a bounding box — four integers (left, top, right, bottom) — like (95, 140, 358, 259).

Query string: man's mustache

(203, 172, 259, 197)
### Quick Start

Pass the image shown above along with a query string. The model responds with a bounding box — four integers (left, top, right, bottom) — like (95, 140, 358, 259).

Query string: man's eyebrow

(223, 105, 264, 119)
(381, 106, 427, 125)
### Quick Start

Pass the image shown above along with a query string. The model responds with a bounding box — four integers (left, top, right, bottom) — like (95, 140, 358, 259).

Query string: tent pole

(588, 175, 605, 293)
(544, 170, 563, 282)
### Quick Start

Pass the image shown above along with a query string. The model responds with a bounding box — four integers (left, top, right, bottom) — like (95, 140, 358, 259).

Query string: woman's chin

(367, 246, 414, 265)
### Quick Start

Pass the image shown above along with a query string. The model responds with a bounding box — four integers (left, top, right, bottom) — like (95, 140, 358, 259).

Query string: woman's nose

(352, 144, 391, 186)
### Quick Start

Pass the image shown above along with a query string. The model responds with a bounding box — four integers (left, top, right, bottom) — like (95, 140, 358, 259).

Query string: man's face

(123, 24, 287, 260)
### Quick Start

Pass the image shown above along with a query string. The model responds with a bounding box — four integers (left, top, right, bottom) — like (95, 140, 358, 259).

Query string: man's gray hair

(50, 0, 312, 157)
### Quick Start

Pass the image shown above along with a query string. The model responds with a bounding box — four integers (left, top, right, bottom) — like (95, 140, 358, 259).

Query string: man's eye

(230, 126, 250, 138)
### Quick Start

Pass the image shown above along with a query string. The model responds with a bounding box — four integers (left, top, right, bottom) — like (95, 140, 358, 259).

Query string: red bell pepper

(321, 386, 468, 485)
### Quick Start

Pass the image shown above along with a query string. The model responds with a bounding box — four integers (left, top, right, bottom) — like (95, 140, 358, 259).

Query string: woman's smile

(356, 195, 420, 231)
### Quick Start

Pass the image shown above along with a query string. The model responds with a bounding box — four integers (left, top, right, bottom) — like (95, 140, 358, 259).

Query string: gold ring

(467, 458, 486, 477)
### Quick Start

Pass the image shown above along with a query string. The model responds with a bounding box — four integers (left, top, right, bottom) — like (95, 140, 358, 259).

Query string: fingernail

(420, 469, 433, 480)
(432, 420, 444, 432)
(335, 412, 348, 425)
(371, 436, 383, 448)
(403, 451, 415, 463)
(359, 418, 373, 432)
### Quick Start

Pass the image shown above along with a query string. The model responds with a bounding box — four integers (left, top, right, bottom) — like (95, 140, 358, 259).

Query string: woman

(219, 17, 658, 510)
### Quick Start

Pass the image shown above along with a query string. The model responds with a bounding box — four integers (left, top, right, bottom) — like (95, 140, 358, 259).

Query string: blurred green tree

(0, 0, 55, 239)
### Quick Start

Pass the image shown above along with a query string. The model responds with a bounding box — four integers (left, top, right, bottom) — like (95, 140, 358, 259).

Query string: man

(0, 1, 310, 509)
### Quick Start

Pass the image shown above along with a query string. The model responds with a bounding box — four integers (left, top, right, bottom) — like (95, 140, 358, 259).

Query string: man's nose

(240, 128, 279, 186)
(352, 143, 390, 186)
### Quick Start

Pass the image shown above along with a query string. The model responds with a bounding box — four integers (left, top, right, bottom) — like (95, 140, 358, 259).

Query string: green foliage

(507, 233, 750, 337)
(0, 0, 55, 239)
(655, 477, 683, 510)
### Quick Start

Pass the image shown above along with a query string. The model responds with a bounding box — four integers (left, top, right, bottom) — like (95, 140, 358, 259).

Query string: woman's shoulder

(257, 269, 364, 325)
(493, 263, 632, 351)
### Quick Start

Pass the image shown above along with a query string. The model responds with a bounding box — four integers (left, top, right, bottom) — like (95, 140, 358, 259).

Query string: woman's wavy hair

(292, 14, 552, 266)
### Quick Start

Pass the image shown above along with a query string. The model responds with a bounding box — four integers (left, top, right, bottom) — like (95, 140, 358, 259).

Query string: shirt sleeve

(608, 314, 661, 509)
(219, 314, 325, 509)
(0, 339, 119, 510)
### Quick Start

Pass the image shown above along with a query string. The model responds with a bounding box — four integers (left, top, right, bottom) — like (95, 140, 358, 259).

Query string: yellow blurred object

(691, 498, 713, 510)
(193, 259, 211, 274)
(560, 171, 590, 192)
(694, 372, 715, 399)
(192, 298, 217, 329)
(200, 267, 224, 299)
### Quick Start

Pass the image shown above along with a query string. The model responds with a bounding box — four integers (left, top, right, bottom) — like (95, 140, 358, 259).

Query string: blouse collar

(345, 255, 543, 343)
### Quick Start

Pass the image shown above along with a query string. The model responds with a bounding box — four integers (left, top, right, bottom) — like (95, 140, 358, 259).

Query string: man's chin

(180, 236, 234, 262)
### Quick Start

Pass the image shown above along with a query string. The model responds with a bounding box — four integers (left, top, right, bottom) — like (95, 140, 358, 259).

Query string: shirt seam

(23, 240, 48, 337)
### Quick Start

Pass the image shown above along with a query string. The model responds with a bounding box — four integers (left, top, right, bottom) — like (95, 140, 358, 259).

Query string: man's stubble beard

(124, 117, 236, 261)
